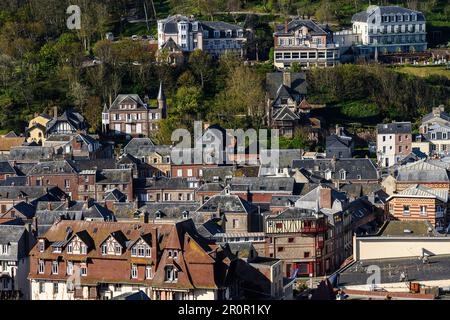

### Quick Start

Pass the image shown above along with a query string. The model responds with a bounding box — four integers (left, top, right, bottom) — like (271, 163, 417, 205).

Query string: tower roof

(157, 82, 166, 101)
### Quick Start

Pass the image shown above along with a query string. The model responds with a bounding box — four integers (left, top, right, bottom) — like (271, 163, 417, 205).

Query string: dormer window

(115, 243, 122, 255)
(101, 244, 107, 255)
(67, 243, 73, 254)
(173, 250, 178, 259)
(182, 211, 189, 219)
(80, 244, 87, 254)
(39, 240, 45, 252)
(339, 170, 347, 180)
(165, 266, 178, 282)
(52, 246, 62, 253)
(214, 30, 220, 38)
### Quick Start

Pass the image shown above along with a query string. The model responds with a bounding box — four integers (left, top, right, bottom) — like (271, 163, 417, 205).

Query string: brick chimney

(284, 19, 288, 33)
(335, 124, 342, 136)
(53, 106, 58, 119)
(319, 187, 332, 209)
(282, 71, 291, 87)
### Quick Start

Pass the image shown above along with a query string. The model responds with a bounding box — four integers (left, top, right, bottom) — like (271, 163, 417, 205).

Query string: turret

(102, 103, 109, 133)
(157, 81, 167, 119)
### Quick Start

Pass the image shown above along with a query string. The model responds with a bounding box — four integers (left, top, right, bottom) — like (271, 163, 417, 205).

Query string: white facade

(352, 6, 427, 54)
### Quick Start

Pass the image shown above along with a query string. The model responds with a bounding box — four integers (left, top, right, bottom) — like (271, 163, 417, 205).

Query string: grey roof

(134, 177, 194, 190)
(9, 146, 54, 161)
(270, 195, 301, 207)
(266, 72, 307, 100)
(0, 225, 25, 244)
(197, 183, 224, 192)
(338, 255, 450, 288)
(0, 176, 27, 186)
(292, 159, 379, 181)
(95, 169, 133, 184)
(272, 106, 300, 121)
(104, 188, 127, 202)
(8, 201, 36, 219)
(377, 122, 411, 134)
(140, 202, 199, 220)
(46, 110, 87, 133)
(274, 19, 327, 36)
(0, 161, 15, 174)
(28, 160, 78, 175)
(196, 195, 256, 214)
(395, 160, 450, 182)
(0, 186, 65, 201)
(109, 94, 146, 111)
(229, 177, 295, 192)
(260, 149, 302, 170)
(269, 207, 322, 220)
(112, 291, 150, 300)
(351, 6, 425, 23)
(72, 159, 116, 171)
(161, 38, 182, 51)
(201, 21, 242, 31)
(387, 184, 448, 203)
(326, 134, 353, 148)
(422, 109, 450, 123)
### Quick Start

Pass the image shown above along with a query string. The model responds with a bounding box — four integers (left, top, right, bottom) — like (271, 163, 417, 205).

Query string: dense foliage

(0, 0, 448, 142)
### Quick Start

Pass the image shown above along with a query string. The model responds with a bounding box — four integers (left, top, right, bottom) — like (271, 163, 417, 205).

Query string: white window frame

(131, 264, 138, 279)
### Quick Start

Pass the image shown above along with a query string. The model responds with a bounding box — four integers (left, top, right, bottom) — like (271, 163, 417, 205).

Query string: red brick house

(28, 219, 233, 300)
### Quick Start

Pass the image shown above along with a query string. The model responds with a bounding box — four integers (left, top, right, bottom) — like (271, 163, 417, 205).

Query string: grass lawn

(392, 65, 450, 80)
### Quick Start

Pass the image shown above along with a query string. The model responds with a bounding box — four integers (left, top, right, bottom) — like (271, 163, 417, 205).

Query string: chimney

(65, 195, 71, 209)
(284, 19, 288, 33)
(335, 124, 342, 136)
(319, 187, 332, 209)
(53, 106, 58, 119)
(282, 71, 291, 87)
(32, 216, 38, 235)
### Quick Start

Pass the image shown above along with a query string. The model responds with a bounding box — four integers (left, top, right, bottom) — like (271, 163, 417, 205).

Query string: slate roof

(269, 207, 322, 220)
(134, 177, 195, 190)
(161, 38, 182, 51)
(387, 184, 448, 203)
(377, 122, 411, 134)
(229, 177, 295, 192)
(28, 160, 78, 175)
(196, 195, 256, 214)
(292, 159, 379, 181)
(0, 224, 25, 244)
(0, 176, 27, 186)
(272, 106, 300, 121)
(46, 110, 87, 133)
(0, 161, 15, 174)
(0, 186, 65, 201)
(266, 72, 307, 100)
(351, 6, 425, 23)
(197, 183, 224, 192)
(326, 134, 353, 148)
(109, 94, 146, 111)
(95, 169, 133, 184)
(112, 291, 150, 300)
(274, 19, 327, 35)
(140, 202, 200, 220)
(338, 255, 450, 288)
(8, 146, 54, 161)
(270, 195, 301, 207)
(422, 109, 450, 123)
(6, 201, 36, 219)
(104, 188, 127, 202)
(395, 160, 450, 182)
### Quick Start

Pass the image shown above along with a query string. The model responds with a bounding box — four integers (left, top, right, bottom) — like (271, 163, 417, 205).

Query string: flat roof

(338, 255, 450, 287)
